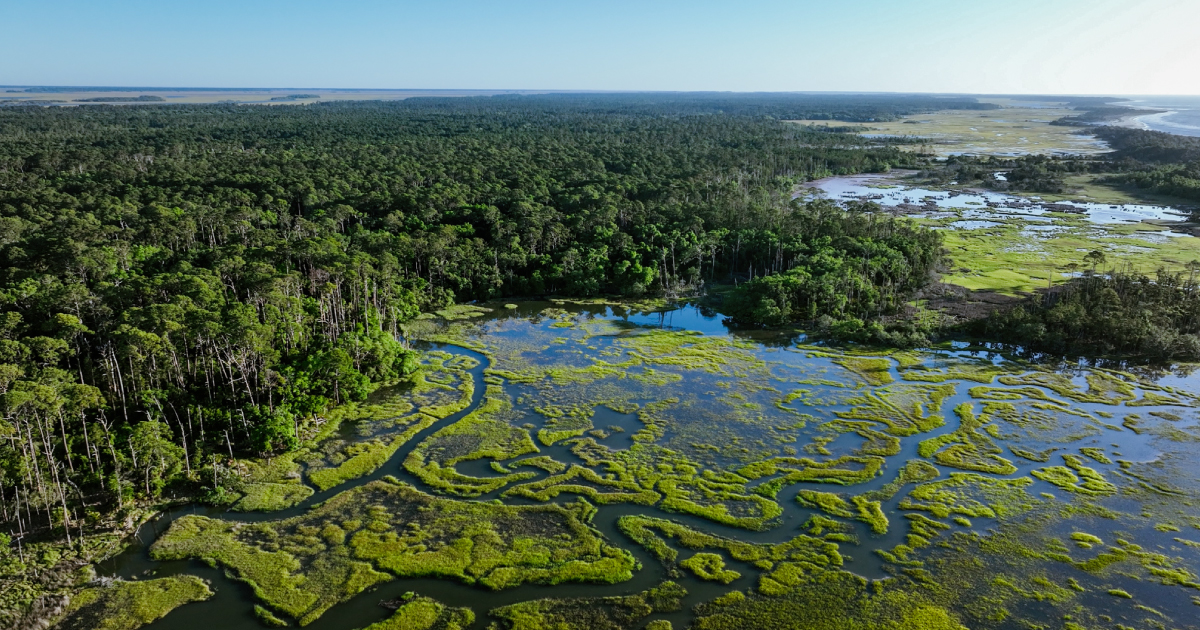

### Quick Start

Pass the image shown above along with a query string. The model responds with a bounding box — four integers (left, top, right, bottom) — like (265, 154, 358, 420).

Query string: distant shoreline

(1107, 105, 1200, 138)
(1109, 109, 1163, 131)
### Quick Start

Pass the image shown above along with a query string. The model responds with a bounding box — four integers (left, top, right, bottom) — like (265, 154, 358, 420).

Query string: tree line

(0, 95, 971, 541)
(981, 266, 1200, 362)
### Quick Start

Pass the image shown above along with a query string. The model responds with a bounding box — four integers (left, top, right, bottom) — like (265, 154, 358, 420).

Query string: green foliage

(834, 383, 954, 436)
(359, 595, 474, 630)
(984, 270, 1200, 362)
(232, 482, 314, 512)
(739, 455, 884, 498)
(150, 479, 635, 625)
(255, 605, 290, 627)
(690, 565, 967, 630)
(680, 553, 742, 584)
(404, 386, 540, 497)
(486, 581, 686, 630)
(1032, 455, 1117, 496)
(57, 576, 213, 630)
(248, 405, 299, 455)
(0, 94, 925, 525)
(797, 490, 889, 534)
(127, 421, 187, 497)
(617, 514, 846, 594)
(916, 403, 1017, 475)
(1093, 127, 1200, 200)
(722, 208, 944, 329)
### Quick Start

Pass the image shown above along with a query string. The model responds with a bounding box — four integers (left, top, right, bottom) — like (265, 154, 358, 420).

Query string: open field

(790, 104, 1110, 156)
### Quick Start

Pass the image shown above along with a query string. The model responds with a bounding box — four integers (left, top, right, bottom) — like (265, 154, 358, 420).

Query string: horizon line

(5, 86, 1200, 98)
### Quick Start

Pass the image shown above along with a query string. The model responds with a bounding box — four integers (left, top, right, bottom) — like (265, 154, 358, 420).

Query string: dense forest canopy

(917, 127, 1200, 204)
(1090, 127, 1200, 201)
(982, 268, 1200, 362)
(0, 95, 968, 537)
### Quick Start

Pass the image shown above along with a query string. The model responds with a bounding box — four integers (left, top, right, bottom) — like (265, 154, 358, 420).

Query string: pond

(97, 302, 1200, 630)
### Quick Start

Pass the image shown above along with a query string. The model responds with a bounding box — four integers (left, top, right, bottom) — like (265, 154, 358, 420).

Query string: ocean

(1119, 95, 1200, 137)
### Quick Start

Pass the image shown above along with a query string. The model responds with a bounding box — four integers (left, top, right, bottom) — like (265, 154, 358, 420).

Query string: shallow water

(808, 173, 1192, 226)
(98, 302, 1200, 630)
(1119, 96, 1200, 138)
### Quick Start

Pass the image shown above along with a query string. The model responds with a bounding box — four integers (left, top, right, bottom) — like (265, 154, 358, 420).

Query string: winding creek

(96, 302, 1200, 630)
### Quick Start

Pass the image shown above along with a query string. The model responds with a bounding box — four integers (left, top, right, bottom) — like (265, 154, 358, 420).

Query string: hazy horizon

(3, 0, 1199, 95)
(6, 87, 1200, 100)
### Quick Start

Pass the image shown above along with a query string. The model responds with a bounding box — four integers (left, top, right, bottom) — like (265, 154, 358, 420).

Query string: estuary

(87, 301, 1200, 630)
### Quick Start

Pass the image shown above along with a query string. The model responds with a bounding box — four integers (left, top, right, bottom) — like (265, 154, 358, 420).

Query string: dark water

(95, 302, 1200, 630)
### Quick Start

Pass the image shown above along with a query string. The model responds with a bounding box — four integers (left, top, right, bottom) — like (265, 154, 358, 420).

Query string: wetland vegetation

(40, 304, 1200, 630)
(2, 94, 1200, 630)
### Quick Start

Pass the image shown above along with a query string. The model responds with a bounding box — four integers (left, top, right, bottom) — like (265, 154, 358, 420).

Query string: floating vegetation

(835, 384, 954, 436)
(1032, 454, 1117, 496)
(901, 361, 1009, 384)
(917, 403, 1017, 475)
(996, 371, 1135, 405)
(900, 473, 1036, 519)
(618, 514, 847, 592)
(404, 387, 540, 497)
(821, 420, 901, 457)
(832, 356, 894, 386)
(689, 569, 967, 630)
(433, 304, 494, 321)
(740, 455, 885, 498)
(256, 605, 289, 627)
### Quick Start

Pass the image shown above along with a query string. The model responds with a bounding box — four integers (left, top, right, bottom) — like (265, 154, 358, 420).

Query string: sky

(2, 0, 1199, 95)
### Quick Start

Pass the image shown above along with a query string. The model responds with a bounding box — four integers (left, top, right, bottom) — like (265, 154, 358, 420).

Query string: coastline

(1107, 105, 1200, 138)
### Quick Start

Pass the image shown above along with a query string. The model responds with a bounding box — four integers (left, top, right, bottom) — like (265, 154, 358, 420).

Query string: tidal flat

(86, 303, 1200, 630)
(809, 173, 1200, 295)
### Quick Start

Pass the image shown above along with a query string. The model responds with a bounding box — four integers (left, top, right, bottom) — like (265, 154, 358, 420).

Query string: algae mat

(98, 303, 1200, 630)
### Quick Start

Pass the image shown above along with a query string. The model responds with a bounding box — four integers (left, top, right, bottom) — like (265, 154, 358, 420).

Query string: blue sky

(2, 0, 1198, 94)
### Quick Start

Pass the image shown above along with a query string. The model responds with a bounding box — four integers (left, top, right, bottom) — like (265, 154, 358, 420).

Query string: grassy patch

(1032, 454, 1116, 496)
(360, 595, 473, 630)
(151, 479, 634, 625)
(835, 384, 955, 436)
(797, 490, 889, 534)
(916, 403, 1017, 475)
(680, 553, 741, 584)
(404, 385, 539, 497)
(233, 482, 315, 512)
(58, 576, 212, 630)
(899, 473, 1036, 519)
(486, 582, 686, 630)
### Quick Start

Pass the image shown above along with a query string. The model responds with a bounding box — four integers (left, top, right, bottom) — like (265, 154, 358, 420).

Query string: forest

(928, 126, 1200, 203)
(0, 95, 972, 548)
(6, 92, 1200, 630)
(982, 268, 1200, 361)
